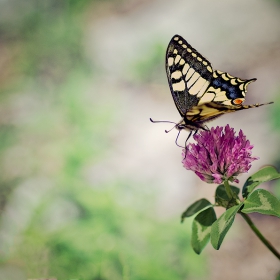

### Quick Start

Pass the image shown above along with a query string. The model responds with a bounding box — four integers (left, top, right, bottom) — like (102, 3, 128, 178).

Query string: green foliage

(215, 184, 240, 208)
(13, 181, 205, 279)
(183, 166, 280, 254)
(191, 207, 216, 254)
(210, 204, 243, 250)
(242, 166, 280, 198)
(0, 2, 207, 279)
(271, 90, 280, 129)
(242, 189, 280, 217)
(0, 0, 94, 93)
(181, 198, 212, 221)
(131, 42, 165, 83)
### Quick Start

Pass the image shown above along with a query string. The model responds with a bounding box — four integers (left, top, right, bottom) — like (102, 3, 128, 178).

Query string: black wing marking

(165, 34, 214, 116)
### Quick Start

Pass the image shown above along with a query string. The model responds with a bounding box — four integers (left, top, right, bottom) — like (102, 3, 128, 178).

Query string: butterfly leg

(185, 130, 193, 145)
(182, 130, 195, 159)
(175, 129, 185, 148)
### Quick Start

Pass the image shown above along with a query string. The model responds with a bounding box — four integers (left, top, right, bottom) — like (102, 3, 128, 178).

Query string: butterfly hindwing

(165, 35, 214, 116)
(185, 102, 267, 124)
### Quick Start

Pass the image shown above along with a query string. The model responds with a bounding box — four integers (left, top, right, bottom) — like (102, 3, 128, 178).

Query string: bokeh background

(0, 0, 280, 279)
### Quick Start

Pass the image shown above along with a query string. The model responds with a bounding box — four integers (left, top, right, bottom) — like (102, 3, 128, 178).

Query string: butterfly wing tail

(240, 101, 274, 109)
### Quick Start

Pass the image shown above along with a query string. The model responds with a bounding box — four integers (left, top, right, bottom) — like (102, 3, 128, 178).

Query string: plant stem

(224, 180, 234, 199)
(240, 212, 280, 260)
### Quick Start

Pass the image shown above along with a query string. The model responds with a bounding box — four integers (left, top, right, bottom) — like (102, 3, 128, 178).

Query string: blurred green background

(0, 0, 279, 279)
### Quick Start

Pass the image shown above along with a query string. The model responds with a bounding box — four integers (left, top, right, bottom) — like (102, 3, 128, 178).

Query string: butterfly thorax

(176, 117, 207, 131)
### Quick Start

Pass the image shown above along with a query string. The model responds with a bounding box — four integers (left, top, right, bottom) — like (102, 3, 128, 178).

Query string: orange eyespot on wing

(233, 98, 244, 105)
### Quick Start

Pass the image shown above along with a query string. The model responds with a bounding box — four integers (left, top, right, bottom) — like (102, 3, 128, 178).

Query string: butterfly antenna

(150, 118, 177, 125)
(165, 124, 177, 134)
(150, 118, 178, 133)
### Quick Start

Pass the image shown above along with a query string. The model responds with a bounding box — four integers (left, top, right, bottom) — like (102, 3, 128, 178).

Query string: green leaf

(242, 189, 280, 217)
(211, 204, 243, 250)
(242, 166, 280, 198)
(181, 198, 212, 222)
(215, 184, 240, 208)
(191, 207, 216, 254)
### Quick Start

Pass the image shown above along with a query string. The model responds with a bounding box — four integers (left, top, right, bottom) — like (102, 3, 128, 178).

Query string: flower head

(182, 125, 258, 184)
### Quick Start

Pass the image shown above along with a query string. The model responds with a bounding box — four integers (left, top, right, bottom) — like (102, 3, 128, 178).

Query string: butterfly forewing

(165, 35, 214, 116)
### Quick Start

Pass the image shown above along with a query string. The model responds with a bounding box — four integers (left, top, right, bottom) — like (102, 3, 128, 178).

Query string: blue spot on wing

(211, 77, 244, 100)
(213, 79, 222, 87)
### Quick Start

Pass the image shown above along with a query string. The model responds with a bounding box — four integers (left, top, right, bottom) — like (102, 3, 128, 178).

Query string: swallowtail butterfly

(151, 34, 273, 144)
